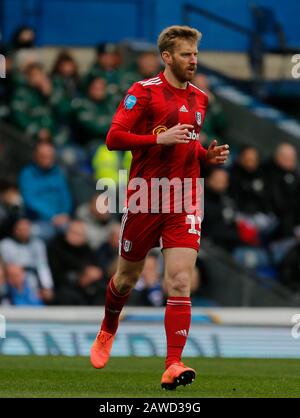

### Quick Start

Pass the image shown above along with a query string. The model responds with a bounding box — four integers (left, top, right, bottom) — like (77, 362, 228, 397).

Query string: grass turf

(0, 356, 299, 398)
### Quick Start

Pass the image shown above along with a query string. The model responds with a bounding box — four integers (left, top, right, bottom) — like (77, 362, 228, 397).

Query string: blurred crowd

(0, 26, 300, 307)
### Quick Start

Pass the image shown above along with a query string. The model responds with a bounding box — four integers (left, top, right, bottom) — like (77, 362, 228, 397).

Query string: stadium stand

(1, 1, 300, 309)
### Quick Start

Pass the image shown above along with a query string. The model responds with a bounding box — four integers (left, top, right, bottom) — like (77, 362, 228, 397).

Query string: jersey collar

(159, 71, 190, 97)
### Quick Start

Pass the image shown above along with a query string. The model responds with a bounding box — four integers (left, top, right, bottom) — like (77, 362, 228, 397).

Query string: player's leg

(159, 212, 201, 389)
(90, 255, 145, 369)
(160, 247, 197, 389)
(90, 209, 163, 369)
(101, 255, 145, 335)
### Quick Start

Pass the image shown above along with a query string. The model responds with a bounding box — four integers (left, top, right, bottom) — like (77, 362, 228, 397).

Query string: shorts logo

(152, 125, 168, 135)
(195, 111, 202, 126)
(124, 95, 137, 109)
(123, 239, 132, 252)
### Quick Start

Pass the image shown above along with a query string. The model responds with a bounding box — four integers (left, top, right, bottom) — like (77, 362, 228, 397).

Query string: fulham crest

(123, 239, 132, 252)
(195, 111, 202, 126)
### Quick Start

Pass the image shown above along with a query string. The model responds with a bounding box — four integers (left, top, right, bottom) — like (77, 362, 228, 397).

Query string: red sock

(164, 296, 192, 369)
(101, 276, 131, 335)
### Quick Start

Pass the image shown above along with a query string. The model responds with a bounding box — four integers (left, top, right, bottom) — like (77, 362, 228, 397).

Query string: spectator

(94, 222, 120, 280)
(75, 194, 115, 250)
(10, 62, 55, 142)
(0, 259, 9, 304)
(279, 242, 300, 292)
(265, 142, 300, 239)
(92, 142, 125, 183)
(229, 146, 278, 246)
(47, 220, 104, 305)
(5, 264, 43, 306)
(0, 45, 13, 120)
(120, 50, 161, 93)
(12, 48, 41, 90)
(0, 218, 54, 303)
(83, 43, 123, 96)
(202, 168, 259, 250)
(0, 180, 24, 239)
(9, 26, 36, 53)
(19, 142, 72, 240)
(190, 259, 219, 307)
(192, 73, 227, 144)
(135, 50, 161, 78)
(7, 25, 38, 90)
(71, 77, 114, 147)
(229, 146, 269, 214)
(128, 251, 164, 306)
(51, 50, 80, 123)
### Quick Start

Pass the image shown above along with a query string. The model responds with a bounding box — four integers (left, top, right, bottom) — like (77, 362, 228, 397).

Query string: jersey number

(187, 215, 201, 236)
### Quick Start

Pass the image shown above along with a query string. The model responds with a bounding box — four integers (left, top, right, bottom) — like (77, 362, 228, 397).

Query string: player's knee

(167, 270, 190, 294)
(115, 271, 140, 293)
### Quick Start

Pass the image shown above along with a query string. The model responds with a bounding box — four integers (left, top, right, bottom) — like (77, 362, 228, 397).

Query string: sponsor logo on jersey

(195, 111, 202, 126)
(124, 94, 137, 109)
(179, 105, 188, 112)
(188, 129, 200, 140)
(152, 125, 168, 135)
(123, 239, 132, 252)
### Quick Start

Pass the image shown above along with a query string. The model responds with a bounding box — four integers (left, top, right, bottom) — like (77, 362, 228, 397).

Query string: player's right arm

(106, 82, 193, 150)
(156, 124, 193, 145)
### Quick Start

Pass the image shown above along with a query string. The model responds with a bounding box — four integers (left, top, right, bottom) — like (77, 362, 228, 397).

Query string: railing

(200, 240, 298, 307)
(182, 3, 254, 38)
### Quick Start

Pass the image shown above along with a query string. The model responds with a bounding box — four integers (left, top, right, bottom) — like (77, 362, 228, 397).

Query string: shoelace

(97, 332, 112, 345)
(170, 362, 185, 368)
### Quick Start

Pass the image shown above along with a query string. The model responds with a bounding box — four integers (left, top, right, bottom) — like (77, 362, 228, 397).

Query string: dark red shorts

(119, 208, 201, 262)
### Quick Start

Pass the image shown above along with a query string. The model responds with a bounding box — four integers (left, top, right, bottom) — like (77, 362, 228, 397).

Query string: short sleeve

(111, 82, 150, 131)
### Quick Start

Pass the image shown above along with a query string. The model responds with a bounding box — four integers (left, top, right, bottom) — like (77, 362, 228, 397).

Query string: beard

(170, 60, 197, 83)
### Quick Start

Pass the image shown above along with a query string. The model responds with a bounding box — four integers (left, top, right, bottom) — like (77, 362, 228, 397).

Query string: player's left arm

(196, 92, 229, 164)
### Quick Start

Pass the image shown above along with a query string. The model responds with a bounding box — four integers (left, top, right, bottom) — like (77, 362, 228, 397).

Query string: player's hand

(206, 140, 230, 164)
(156, 123, 194, 146)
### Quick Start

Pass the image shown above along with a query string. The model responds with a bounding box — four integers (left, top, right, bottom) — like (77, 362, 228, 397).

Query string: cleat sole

(161, 370, 196, 391)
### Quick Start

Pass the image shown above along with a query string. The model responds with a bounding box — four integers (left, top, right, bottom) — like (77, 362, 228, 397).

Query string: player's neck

(163, 68, 188, 90)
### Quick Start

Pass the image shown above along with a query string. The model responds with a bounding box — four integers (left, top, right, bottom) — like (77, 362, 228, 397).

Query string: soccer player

(90, 25, 229, 390)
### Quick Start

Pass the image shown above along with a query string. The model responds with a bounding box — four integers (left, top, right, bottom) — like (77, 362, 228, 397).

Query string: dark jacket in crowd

(279, 243, 300, 291)
(47, 234, 104, 305)
(229, 163, 270, 215)
(71, 96, 114, 145)
(94, 241, 118, 281)
(202, 186, 241, 250)
(264, 161, 300, 238)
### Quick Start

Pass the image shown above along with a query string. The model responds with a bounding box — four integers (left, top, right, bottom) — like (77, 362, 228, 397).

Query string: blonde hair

(157, 25, 202, 54)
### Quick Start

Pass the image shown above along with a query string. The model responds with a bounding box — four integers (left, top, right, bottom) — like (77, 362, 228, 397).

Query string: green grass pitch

(0, 356, 300, 398)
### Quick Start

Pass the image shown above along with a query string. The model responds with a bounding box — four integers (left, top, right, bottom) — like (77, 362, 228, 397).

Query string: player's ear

(161, 51, 172, 65)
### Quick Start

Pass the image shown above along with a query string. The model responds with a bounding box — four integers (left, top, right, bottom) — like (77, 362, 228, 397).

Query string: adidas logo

(175, 329, 188, 337)
(179, 105, 188, 112)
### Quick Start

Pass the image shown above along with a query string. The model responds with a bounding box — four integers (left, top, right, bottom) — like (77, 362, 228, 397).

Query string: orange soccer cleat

(161, 362, 196, 390)
(90, 330, 115, 369)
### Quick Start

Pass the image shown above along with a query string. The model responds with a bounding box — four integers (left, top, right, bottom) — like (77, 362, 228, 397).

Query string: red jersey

(106, 71, 208, 213)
